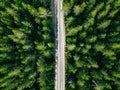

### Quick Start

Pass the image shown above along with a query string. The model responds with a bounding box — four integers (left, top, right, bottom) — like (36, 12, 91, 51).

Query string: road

(51, 0, 65, 90)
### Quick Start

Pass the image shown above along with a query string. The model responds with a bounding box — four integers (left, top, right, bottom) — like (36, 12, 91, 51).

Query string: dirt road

(52, 0, 65, 90)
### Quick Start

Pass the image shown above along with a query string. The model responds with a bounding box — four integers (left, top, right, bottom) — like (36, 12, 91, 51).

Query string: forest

(0, 0, 120, 90)
(0, 0, 55, 90)
(65, 0, 120, 90)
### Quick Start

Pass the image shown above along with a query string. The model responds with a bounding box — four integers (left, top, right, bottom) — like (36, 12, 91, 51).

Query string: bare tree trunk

(51, 0, 65, 90)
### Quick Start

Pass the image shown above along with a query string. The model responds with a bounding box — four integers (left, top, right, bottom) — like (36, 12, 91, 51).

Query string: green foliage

(0, 0, 55, 90)
(65, 0, 120, 90)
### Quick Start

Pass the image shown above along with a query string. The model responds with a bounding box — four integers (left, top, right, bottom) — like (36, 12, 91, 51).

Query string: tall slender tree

(65, 0, 120, 90)
(0, 0, 55, 89)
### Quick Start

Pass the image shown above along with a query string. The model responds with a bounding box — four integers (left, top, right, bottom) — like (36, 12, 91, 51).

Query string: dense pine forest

(0, 0, 55, 90)
(65, 0, 120, 90)
(0, 0, 120, 90)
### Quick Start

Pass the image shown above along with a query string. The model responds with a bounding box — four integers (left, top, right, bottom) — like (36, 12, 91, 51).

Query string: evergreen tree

(1, 0, 120, 90)
(65, 0, 120, 90)
(0, 0, 55, 90)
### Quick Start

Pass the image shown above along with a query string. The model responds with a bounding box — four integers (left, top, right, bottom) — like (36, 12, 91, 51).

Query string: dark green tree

(65, 0, 120, 90)
(0, 0, 55, 90)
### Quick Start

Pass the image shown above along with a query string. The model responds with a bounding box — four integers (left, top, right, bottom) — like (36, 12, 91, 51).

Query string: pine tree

(0, 0, 55, 90)
(65, 0, 120, 90)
